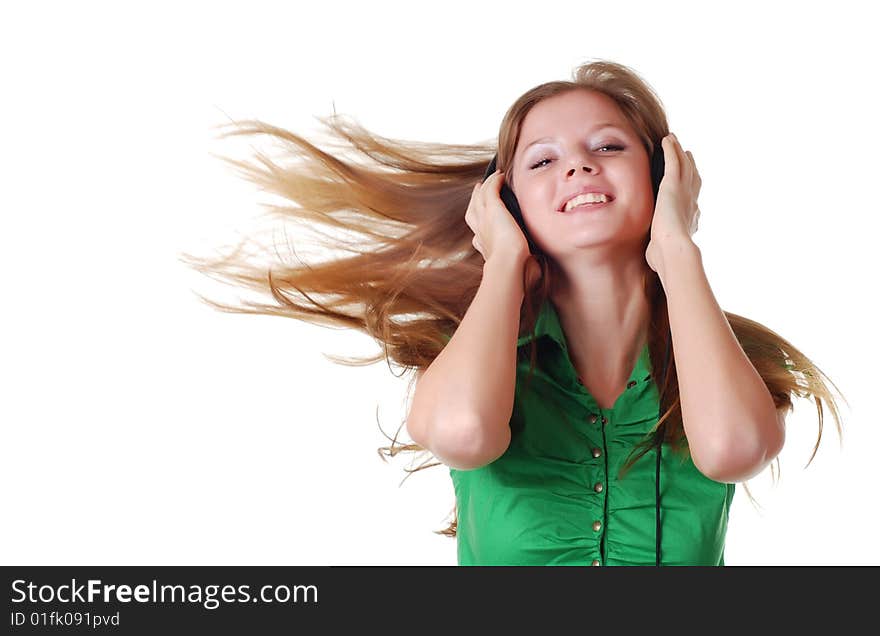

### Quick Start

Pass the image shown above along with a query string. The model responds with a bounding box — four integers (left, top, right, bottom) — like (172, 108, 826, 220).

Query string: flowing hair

(180, 59, 848, 539)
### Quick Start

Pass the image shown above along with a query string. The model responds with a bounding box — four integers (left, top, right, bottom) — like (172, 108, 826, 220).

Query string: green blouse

(445, 298, 735, 566)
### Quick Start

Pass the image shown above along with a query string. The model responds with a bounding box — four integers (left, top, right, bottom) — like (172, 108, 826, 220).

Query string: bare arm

(656, 238, 785, 483)
(406, 250, 528, 470)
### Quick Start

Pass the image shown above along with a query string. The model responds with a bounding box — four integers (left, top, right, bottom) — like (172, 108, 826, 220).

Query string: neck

(550, 257, 652, 390)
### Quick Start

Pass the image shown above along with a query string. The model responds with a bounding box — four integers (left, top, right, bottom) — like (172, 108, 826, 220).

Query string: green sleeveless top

(445, 298, 735, 566)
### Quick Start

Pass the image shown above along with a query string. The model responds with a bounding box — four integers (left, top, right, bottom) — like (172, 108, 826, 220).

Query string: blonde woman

(183, 60, 845, 566)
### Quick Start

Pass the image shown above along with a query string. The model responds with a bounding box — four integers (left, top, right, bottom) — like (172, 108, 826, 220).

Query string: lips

(558, 187, 615, 212)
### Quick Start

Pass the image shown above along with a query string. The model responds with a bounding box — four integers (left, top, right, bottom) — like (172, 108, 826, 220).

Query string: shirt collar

(516, 297, 569, 352)
(518, 297, 653, 384)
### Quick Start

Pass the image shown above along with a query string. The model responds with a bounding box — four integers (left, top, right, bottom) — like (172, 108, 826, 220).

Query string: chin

(555, 230, 646, 252)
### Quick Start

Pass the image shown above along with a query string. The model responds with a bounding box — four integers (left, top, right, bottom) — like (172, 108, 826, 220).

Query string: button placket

(596, 406, 610, 564)
(580, 368, 610, 562)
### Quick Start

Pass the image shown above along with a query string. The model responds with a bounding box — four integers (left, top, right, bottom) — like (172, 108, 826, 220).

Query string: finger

(662, 134, 680, 181)
(684, 149, 696, 185)
(469, 182, 479, 206)
(490, 169, 505, 192)
(475, 170, 503, 207)
(687, 151, 702, 190)
(475, 171, 497, 199)
(681, 147, 693, 186)
(670, 133, 690, 183)
(671, 133, 692, 184)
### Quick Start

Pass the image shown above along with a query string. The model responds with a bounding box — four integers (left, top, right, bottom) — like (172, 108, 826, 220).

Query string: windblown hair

(181, 59, 847, 540)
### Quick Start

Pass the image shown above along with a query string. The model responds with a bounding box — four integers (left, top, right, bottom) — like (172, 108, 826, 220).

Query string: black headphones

(481, 139, 673, 566)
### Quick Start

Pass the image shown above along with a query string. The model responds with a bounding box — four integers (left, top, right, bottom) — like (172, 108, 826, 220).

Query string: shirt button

(601, 415, 607, 425)
(592, 520, 602, 532)
(627, 380, 636, 388)
(594, 482, 604, 493)
(592, 447, 602, 458)
(591, 559, 601, 566)
(588, 413, 598, 424)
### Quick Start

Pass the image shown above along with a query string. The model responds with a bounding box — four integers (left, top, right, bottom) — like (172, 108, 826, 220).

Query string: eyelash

(529, 144, 625, 170)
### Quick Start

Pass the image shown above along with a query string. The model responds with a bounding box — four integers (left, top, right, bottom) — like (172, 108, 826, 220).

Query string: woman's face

(509, 89, 655, 258)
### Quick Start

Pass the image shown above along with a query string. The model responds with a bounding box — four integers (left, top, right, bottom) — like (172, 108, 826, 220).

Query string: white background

(2, 0, 877, 565)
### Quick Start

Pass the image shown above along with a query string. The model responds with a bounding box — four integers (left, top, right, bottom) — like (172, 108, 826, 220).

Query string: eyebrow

(521, 122, 625, 153)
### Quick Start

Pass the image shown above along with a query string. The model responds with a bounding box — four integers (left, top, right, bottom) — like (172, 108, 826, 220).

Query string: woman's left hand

(645, 132, 702, 275)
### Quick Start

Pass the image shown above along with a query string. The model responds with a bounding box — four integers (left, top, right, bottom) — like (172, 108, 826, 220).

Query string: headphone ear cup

(481, 154, 538, 256)
(650, 144, 665, 204)
(483, 156, 498, 182)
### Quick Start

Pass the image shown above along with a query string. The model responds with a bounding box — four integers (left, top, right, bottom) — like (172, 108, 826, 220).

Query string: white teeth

(563, 192, 610, 211)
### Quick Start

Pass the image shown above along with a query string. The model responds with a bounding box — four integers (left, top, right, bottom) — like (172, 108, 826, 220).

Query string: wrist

(656, 238, 701, 282)
(487, 247, 529, 272)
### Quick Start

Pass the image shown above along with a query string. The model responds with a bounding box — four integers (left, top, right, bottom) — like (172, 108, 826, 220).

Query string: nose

(565, 165, 594, 177)
(562, 149, 597, 177)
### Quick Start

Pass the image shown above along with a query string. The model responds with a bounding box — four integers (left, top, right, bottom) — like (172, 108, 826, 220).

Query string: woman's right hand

(464, 169, 531, 264)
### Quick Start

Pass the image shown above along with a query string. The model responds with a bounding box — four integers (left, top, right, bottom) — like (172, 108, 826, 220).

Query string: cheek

(515, 180, 555, 212)
(518, 193, 560, 232)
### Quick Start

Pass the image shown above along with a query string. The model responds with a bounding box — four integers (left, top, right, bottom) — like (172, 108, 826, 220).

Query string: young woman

(183, 59, 846, 566)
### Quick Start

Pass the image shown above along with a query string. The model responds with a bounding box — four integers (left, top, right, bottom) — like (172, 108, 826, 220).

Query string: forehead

(517, 90, 629, 151)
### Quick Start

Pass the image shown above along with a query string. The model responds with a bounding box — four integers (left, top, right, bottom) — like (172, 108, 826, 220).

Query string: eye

(528, 144, 625, 170)
(529, 158, 552, 170)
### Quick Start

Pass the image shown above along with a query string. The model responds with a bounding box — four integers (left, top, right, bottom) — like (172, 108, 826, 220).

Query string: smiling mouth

(560, 200, 613, 213)
(559, 195, 615, 212)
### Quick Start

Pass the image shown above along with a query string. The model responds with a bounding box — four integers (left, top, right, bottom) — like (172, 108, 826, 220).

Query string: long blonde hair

(180, 59, 847, 539)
